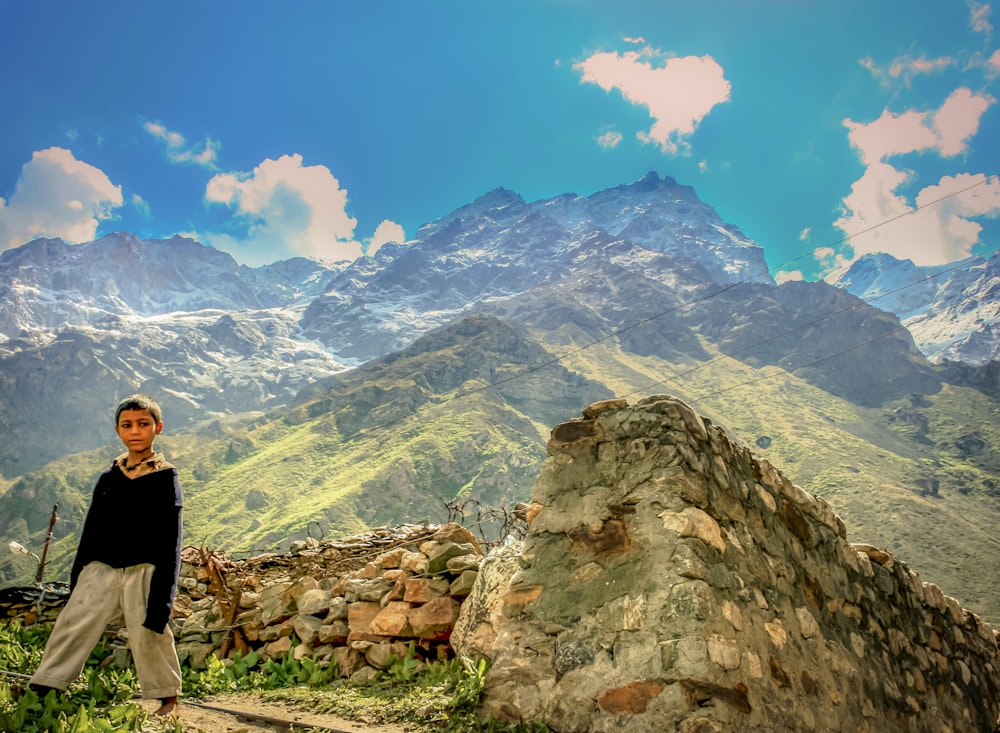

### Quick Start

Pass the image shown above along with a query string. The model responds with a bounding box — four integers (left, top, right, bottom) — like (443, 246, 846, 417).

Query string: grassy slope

(172, 385, 549, 555)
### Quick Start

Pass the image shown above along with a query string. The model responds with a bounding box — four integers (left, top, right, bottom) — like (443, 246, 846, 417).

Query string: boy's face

(115, 408, 163, 456)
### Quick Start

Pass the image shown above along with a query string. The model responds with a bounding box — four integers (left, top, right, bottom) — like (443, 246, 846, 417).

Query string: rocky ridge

(463, 397, 1000, 732)
(1, 523, 488, 682)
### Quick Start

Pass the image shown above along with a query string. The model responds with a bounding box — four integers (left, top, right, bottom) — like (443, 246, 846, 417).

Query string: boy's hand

(142, 617, 167, 634)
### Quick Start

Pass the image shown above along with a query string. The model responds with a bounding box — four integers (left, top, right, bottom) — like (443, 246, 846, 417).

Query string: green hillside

(2, 314, 998, 624)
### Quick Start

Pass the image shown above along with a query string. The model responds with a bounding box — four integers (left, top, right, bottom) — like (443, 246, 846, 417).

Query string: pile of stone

(170, 522, 484, 681)
(0, 582, 70, 626)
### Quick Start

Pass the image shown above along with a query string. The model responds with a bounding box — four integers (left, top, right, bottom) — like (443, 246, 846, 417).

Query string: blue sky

(1, 1, 998, 280)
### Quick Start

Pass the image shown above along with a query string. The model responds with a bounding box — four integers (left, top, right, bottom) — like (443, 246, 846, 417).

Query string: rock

(331, 646, 364, 678)
(445, 554, 482, 573)
(449, 570, 478, 597)
(259, 582, 295, 625)
(400, 551, 429, 574)
(451, 541, 523, 661)
(296, 588, 333, 616)
(422, 541, 479, 575)
(363, 641, 411, 670)
(265, 636, 292, 659)
(347, 601, 385, 642)
(291, 614, 324, 644)
(409, 596, 460, 640)
(318, 620, 349, 645)
(370, 601, 414, 637)
(402, 577, 451, 604)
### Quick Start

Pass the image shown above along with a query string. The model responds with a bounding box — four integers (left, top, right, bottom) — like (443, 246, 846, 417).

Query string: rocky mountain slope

(0, 234, 348, 476)
(0, 173, 773, 475)
(1, 172, 998, 620)
(299, 174, 772, 362)
(833, 250, 1000, 365)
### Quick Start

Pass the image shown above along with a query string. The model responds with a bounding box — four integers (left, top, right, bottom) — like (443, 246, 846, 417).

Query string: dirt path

(139, 693, 410, 733)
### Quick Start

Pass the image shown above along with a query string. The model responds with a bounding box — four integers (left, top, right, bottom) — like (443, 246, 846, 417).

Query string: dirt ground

(138, 693, 410, 733)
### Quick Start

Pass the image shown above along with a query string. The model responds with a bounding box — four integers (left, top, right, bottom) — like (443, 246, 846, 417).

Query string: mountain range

(1, 172, 998, 620)
(835, 250, 1000, 366)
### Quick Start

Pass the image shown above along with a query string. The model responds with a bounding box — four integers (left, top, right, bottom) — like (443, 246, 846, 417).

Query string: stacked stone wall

(469, 396, 1000, 732)
(2, 523, 485, 682)
(171, 522, 484, 680)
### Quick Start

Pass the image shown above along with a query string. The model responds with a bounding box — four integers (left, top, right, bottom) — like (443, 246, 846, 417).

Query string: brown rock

(371, 601, 414, 637)
(318, 620, 349, 645)
(296, 588, 333, 616)
(347, 600, 384, 642)
(402, 577, 451, 604)
(409, 596, 460, 640)
(597, 680, 665, 714)
(265, 636, 292, 658)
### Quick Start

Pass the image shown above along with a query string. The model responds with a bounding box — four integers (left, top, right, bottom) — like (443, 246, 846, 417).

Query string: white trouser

(30, 561, 182, 699)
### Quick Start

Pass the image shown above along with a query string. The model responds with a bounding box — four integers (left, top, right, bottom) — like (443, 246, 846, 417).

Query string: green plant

(385, 641, 423, 683)
(448, 655, 488, 712)
(2, 620, 553, 732)
(243, 639, 336, 691)
(1, 622, 232, 731)
(0, 659, 151, 733)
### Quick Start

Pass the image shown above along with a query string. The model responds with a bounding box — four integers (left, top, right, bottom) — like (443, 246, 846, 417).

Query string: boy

(29, 393, 184, 716)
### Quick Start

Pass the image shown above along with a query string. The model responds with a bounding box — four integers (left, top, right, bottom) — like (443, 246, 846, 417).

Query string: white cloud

(934, 87, 994, 154)
(835, 164, 1000, 266)
(775, 270, 804, 284)
(144, 121, 220, 168)
(366, 219, 406, 257)
(985, 48, 1000, 75)
(799, 227, 811, 241)
(815, 246, 853, 280)
(575, 45, 730, 155)
(131, 193, 151, 217)
(843, 88, 992, 165)
(0, 147, 123, 251)
(597, 130, 623, 149)
(203, 154, 362, 265)
(970, 1, 993, 35)
(829, 87, 998, 271)
(843, 108, 931, 165)
(860, 54, 955, 87)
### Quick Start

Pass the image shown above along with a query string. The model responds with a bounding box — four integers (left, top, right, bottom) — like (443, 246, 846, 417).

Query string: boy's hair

(115, 393, 163, 425)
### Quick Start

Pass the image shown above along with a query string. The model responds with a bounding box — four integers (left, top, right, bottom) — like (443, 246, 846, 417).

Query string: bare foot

(154, 696, 179, 716)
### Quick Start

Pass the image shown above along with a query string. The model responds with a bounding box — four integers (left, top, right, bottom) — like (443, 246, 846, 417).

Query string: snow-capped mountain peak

(833, 251, 998, 364)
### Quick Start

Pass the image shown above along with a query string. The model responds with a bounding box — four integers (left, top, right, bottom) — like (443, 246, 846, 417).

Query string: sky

(0, 1, 998, 281)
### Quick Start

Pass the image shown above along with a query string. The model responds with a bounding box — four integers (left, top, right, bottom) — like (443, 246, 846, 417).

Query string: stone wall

(462, 396, 1000, 733)
(2, 523, 485, 683)
(170, 522, 483, 681)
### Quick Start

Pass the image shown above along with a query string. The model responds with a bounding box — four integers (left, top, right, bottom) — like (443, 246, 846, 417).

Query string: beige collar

(115, 451, 173, 479)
